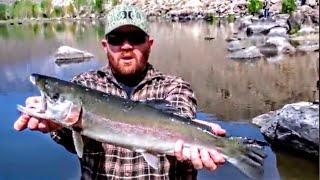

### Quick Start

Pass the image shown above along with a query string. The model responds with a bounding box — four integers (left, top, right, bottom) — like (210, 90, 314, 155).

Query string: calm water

(0, 20, 318, 180)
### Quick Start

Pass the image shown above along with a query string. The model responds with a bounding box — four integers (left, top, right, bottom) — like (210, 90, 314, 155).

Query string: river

(0, 19, 318, 179)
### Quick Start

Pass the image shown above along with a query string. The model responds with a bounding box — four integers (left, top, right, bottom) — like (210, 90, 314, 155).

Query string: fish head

(27, 73, 80, 126)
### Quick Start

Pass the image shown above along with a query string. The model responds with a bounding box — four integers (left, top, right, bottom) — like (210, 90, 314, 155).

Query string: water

(0, 20, 318, 180)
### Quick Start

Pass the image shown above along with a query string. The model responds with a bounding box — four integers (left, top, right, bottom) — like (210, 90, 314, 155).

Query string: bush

(0, 3, 8, 20)
(32, 4, 41, 18)
(54, 6, 63, 17)
(93, 0, 103, 13)
(13, 0, 34, 19)
(40, 0, 53, 18)
(64, 3, 76, 17)
(281, 0, 297, 14)
(248, 0, 263, 15)
(75, 0, 87, 11)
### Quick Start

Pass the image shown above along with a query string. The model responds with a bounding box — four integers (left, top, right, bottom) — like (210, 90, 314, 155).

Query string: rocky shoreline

(0, 0, 319, 23)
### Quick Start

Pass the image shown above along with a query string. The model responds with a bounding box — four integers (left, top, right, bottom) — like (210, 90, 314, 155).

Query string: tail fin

(226, 138, 267, 179)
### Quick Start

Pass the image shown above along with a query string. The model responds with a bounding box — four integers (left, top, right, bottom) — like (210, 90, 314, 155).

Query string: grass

(248, 0, 263, 15)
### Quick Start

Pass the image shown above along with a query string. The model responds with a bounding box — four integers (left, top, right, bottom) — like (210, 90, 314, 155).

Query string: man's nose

(121, 40, 133, 50)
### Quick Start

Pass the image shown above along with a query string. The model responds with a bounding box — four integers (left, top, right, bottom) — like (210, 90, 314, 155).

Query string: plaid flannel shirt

(51, 64, 198, 180)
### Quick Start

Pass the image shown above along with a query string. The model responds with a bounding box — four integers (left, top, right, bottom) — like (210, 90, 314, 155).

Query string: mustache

(120, 51, 136, 58)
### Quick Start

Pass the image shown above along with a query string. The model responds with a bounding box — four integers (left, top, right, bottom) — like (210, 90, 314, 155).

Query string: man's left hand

(174, 121, 226, 170)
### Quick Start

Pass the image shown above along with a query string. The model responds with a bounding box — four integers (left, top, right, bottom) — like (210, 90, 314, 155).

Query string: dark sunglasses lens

(128, 33, 147, 45)
(107, 34, 124, 46)
(107, 32, 147, 46)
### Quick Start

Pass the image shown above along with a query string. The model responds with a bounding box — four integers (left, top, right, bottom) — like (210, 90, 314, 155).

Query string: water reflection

(0, 20, 318, 180)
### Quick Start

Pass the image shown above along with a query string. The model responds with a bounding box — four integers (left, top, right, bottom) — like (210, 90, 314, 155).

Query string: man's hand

(14, 96, 62, 133)
(174, 121, 226, 170)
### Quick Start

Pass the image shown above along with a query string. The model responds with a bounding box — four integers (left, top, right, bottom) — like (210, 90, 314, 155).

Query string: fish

(17, 73, 267, 179)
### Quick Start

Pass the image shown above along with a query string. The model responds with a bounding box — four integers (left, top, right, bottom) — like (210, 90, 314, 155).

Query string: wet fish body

(17, 74, 266, 179)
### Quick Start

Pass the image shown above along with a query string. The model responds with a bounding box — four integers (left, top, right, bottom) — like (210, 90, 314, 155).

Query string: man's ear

(148, 38, 154, 47)
(101, 39, 108, 52)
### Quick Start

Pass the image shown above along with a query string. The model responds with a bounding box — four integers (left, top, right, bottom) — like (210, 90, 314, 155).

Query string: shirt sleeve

(165, 77, 197, 119)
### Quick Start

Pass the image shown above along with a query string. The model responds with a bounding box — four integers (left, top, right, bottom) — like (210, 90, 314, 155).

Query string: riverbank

(0, 0, 319, 24)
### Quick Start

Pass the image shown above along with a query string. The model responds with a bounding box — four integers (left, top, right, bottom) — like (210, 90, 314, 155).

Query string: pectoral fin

(142, 153, 160, 169)
(72, 130, 84, 158)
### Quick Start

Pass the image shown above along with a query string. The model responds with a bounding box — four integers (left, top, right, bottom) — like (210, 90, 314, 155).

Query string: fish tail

(225, 139, 267, 180)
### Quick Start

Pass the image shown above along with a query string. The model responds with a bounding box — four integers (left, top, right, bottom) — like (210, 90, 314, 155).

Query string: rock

(228, 46, 263, 59)
(258, 43, 279, 57)
(246, 22, 279, 36)
(252, 102, 319, 157)
(268, 27, 288, 37)
(266, 36, 296, 54)
(54, 45, 94, 64)
(227, 40, 250, 52)
(306, 0, 318, 6)
(298, 26, 316, 35)
(297, 42, 319, 52)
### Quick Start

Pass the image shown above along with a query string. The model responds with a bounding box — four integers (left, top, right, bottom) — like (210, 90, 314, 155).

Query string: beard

(107, 50, 150, 77)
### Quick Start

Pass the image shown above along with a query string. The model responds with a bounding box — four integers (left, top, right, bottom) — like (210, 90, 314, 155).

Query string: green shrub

(32, 4, 41, 18)
(64, 3, 76, 17)
(40, 0, 53, 18)
(75, 0, 87, 11)
(227, 14, 236, 23)
(54, 6, 63, 17)
(0, 3, 8, 20)
(93, 0, 103, 13)
(13, 0, 34, 19)
(248, 0, 263, 15)
(281, 0, 296, 14)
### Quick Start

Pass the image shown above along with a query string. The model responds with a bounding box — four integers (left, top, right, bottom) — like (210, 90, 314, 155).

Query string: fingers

(190, 146, 203, 169)
(208, 149, 225, 165)
(174, 140, 184, 161)
(174, 140, 226, 171)
(200, 148, 216, 170)
(210, 123, 226, 136)
(14, 114, 30, 131)
(27, 117, 40, 130)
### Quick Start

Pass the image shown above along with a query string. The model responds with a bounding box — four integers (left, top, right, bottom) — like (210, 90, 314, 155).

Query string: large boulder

(252, 102, 319, 157)
(54, 45, 94, 65)
(228, 46, 263, 59)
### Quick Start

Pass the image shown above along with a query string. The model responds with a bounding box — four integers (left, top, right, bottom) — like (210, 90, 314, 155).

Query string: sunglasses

(106, 32, 148, 46)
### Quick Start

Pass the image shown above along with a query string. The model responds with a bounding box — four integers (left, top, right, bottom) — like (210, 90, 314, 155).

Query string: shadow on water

(0, 20, 318, 179)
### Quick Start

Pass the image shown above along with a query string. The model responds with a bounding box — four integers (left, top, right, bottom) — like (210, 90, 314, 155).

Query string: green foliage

(288, 24, 300, 34)
(65, 3, 76, 17)
(32, 4, 41, 18)
(0, 3, 8, 20)
(93, 0, 103, 13)
(13, 0, 34, 19)
(111, 0, 119, 6)
(227, 14, 236, 23)
(281, 0, 297, 14)
(75, 0, 87, 11)
(40, 0, 53, 18)
(248, 0, 263, 15)
(54, 6, 63, 17)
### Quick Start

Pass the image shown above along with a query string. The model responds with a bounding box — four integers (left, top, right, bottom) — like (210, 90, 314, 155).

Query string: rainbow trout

(17, 74, 266, 179)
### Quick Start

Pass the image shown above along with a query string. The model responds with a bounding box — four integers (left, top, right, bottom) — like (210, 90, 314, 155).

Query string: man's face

(102, 25, 153, 77)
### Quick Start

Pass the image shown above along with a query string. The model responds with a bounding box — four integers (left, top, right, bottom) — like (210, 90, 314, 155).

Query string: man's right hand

(14, 96, 62, 133)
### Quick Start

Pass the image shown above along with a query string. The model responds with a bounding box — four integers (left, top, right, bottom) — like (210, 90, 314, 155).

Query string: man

(14, 5, 226, 179)
(263, 0, 270, 19)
